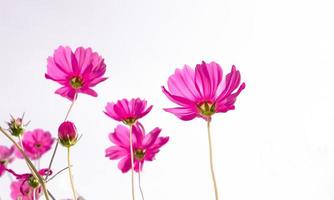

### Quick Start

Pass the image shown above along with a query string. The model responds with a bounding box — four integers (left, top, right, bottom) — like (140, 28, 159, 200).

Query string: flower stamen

(198, 102, 216, 117)
(70, 76, 83, 89)
(134, 149, 145, 160)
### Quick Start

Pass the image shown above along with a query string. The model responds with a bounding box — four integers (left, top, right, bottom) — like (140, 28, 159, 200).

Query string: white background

(0, 0, 334, 199)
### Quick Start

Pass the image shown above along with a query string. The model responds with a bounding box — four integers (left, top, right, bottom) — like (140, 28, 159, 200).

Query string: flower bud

(7, 116, 24, 137)
(58, 121, 78, 148)
(28, 176, 39, 188)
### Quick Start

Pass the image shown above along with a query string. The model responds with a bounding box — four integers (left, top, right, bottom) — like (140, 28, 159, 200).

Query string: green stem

(67, 147, 77, 200)
(0, 127, 50, 200)
(129, 124, 135, 200)
(207, 120, 219, 200)
(46, 93, 77, 181)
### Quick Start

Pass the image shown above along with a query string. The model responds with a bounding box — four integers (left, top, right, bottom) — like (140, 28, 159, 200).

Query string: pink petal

(109, 125, 130, 147)
(79, 88, 98, 97)
(162, 86, 196, 107)
(167, 65, 200, 101)
(163, 107, 198, 121)
(104, 103, 122, 121)
(55, 86, 76, 101)
(105, 146, 128, 159)
(118, 156, 131, 173)
(143, 128, 161, 148)
(194, 61, 223, 100)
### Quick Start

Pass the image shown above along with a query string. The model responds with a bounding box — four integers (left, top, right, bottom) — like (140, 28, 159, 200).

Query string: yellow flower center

(70, 76, 83, 89)
(198, 102, 216, 117)
(134, 149, 145, 160)
(122, 118, 137, 126)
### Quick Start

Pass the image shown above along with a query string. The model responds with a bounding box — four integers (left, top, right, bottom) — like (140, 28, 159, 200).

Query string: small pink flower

(0, 145, 15, 176)
(16, 129, 54, 160)
(105, 123, 169, 173)
(104, 98, 153, 125)
(45, 46, 108, 101)
(162, 61, 245, 121)
(58, 121, 78, 147)
(10, 179, 41, 200)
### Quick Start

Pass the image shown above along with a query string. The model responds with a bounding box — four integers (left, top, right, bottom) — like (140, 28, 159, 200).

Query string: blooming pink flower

(104, 98, 153, 125)
(10, 179, 41, 200)
(16, 129, 54, 160)
(45, 46, 107, 101)
(0, 145, 15, 176)
(162, 61, 246, 121)
(105, 123, 169, 173)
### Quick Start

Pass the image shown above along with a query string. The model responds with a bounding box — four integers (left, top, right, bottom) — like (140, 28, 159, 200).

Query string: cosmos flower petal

(118, 156, 131, 173)
(105, 146, 128, 160)
(143, 128, 161, 148)
(167, 65, 200, 101)
(55, 86, 76, 101)
(163, 107, 198, 121)
(109, 125, 130, 147)
(79, 88, 98, 97)
(104, 103, 122, 121)
(216, 82, 246, 112)
(162, 86, 196, 107)
(195, 61, 223, 99)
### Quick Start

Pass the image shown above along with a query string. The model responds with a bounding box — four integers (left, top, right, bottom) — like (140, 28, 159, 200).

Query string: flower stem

(138, 162, 145, 200)
(207, 120, 219, 200)
(46, 94, 77, 181)
(0, 127, 50, 200)
(67, 147, 77, 200)
(129, 124, 135, 200)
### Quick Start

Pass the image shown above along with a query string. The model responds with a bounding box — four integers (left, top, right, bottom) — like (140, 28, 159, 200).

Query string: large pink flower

(105, 123, 169, 173)
(104, 98, 153, 125)
(162, 61, 246, 121)
(10, 179, 41, 200)
(16, 129, 54, 160)
(0, 145, 15, 176)
(45, 46, 107, 101)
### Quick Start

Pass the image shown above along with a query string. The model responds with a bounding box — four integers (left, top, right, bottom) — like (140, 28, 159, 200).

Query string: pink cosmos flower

(10, 179, 41, 200)
(16, 129, 54, 160)
(105, 123, 169, 173)
(162, 61, 246, 121)
(104, 98, 153, 125)
(0, 145, 15, 176)
(45, 46, 107, 101)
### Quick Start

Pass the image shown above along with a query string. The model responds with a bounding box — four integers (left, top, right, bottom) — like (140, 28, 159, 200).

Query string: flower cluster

(0, 45, 245, 200)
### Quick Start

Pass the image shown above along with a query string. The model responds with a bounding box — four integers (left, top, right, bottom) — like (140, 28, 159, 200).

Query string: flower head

(7, 114, 29, 137)
(0, 145, 15, 176)
(58, 121, 78, 147)
(162, 61, 245, 121)
(16, 129, 54, 160)
(104, 98, 153, 126)
(105, 123, 169, 173)
(10, 179, 42, 200)
(45, 46, 108, 101)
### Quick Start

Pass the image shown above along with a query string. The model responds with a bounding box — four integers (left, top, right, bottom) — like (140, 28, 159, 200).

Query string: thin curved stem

(129, 124, 135, 200)
(64, 93, 77, 122)
(0, 127, 50, 200)
(138, 162, 145, 200)
(46, 166, 70, 183)
(67, 147, 77, 200)
(46, 93, 77, 181)
(207, 120, 219, 200)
